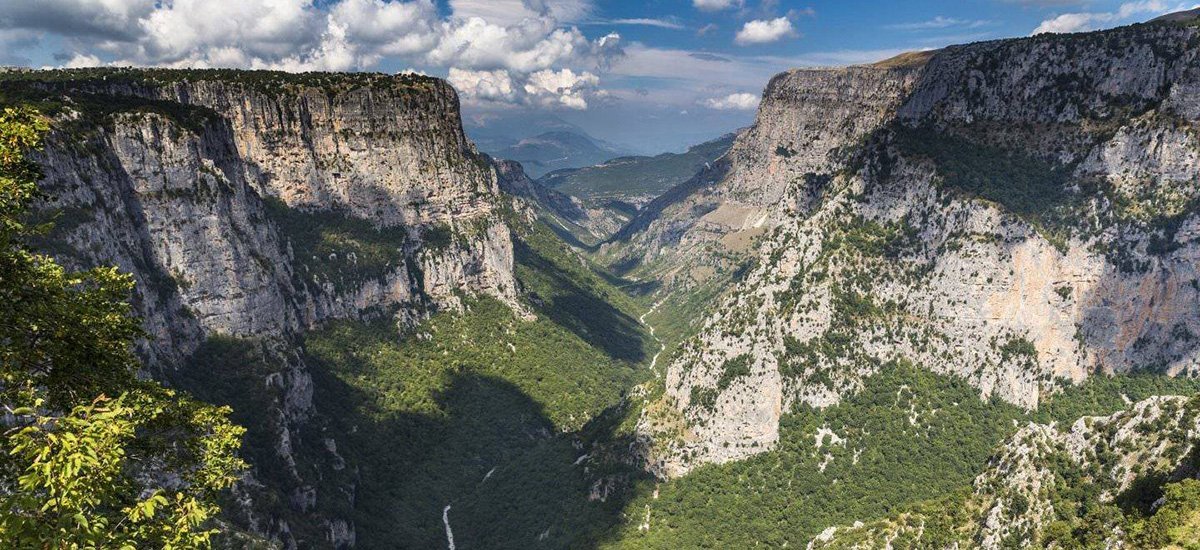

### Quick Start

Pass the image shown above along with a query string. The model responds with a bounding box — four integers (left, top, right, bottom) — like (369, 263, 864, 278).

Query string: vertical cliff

(634, 20, 1200, 475)
(9, 68, 523, 547)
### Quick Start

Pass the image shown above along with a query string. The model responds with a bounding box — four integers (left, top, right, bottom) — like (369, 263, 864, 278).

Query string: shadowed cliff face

(13, 68, 528, 548)
(23, 70, 522, 365)
(630, 20, 1200, 475)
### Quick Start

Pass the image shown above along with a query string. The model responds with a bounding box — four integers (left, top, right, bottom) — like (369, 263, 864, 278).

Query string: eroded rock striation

(634, 21, 1200, 475)
(14, 68, 523, 548)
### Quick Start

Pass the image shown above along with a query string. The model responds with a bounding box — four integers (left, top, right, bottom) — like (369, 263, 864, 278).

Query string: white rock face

(35, 74, 521, 364)
(636, 23, 1200, 475)
(28, 71, 525, 548)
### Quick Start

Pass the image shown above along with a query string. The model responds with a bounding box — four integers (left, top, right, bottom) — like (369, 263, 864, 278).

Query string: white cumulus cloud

(1031, 0, 1189, 35)
(734, 17, 797, 45)
(450, 66, 601, 110)
(524, 67, 600, 109)
(0, 0, 628, 110)
(448, 67, 517, 102)
(702, 92, 759, 110)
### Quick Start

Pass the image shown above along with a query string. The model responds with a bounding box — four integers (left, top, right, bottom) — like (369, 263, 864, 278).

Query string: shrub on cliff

(0, 106, 245, 548)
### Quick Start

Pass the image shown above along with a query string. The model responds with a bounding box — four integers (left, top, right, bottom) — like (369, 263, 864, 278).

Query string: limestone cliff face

(32, 71, 519, 363)
(20, 69, 522, 548)
(723, 65, 925, 207)
(636, 21, 1200, 475)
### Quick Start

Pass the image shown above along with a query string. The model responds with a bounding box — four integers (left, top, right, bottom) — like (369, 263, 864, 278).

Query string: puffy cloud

(1031, 0, 1185, 35)
(429, 16, 589, 72)
(0, 0, 625, 110)
(0, 0, 615, 74)
(134, 0, 325, 66)
(734, 17, 797, 45)
(0, 0, 156, 41)
(693, 0, 743, 11)
(330, 0, 439, 56)
(62, 52, 103, 68)
(1032, 12, 1098, 34)
(450, 66, 600, 109)
(524, 67, 599, 109)
(702, 92, 759, 110)
(448, 67, 517, 103)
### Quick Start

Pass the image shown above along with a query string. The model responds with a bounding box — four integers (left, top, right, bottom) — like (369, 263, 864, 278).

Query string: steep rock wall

(637, 21, 1200, 476)
(19, 69, 523, 548)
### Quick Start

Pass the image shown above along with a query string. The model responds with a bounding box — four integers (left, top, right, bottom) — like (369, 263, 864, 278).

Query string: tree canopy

(0, 106, 245, 549)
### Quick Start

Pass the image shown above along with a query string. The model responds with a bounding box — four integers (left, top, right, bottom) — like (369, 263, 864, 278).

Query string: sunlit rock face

(25, 69, 525, 548)
(33, 71, 521, 364)
(635, 22, 1200, 476)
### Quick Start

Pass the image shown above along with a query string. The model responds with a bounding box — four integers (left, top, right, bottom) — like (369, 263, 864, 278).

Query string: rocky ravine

(15, 69, 522, 548)
(634, 20, 1200, 476)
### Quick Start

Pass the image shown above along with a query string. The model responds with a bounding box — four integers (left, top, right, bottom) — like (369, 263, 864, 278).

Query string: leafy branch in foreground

(0, 106, 246, 548)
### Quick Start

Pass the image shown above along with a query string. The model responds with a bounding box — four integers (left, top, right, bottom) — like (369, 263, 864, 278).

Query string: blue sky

(0, 0, 1195, 152)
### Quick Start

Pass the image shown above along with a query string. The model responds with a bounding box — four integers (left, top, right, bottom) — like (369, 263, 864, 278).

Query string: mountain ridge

(621, 13, 1200, 478)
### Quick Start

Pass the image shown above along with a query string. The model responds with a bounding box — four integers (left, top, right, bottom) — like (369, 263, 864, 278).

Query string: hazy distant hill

(539, 133, 735, 202)
(492, 130, 627, 178)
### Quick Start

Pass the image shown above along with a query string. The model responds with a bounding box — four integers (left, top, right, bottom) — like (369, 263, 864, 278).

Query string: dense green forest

(601, 365, 1200, 548)
(174, 214, 659, 548)
(300, 218, 657, 548)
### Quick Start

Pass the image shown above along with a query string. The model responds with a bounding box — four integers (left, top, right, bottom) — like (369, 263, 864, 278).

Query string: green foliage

(206, 218, 656, 548)
(2, 391, 244, 549)
(0, 67, 439, 100)
(0, 106, 245, 549)
(895, 125, 1075, 249)
(261, 197, 415, 292)
(1127, 478, 1200, 548)
(826, 216, 919, 259)
(298, 299, 646, 548)
(307, 297, 644, 428)
(715, 355, 752, 391)
(1036, 373, 1200, 425)
(607, 363, 1028, 548)
(999, 336, 1038, 364)
(515, 221, 652, 363)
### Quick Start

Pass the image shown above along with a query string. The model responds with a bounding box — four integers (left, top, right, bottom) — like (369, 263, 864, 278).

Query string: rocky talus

(633, 20, 1200, 475)
(12, 68, 522, 548)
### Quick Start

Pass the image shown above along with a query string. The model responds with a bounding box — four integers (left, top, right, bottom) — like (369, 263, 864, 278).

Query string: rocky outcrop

(603, 62, 924, 305)
(808, 394, 1200, 549)
(28, 69, 519, 363)
(492, 157, 587, 222)
(17, 68, 523, 548)
(635, 20, 1200, 475)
